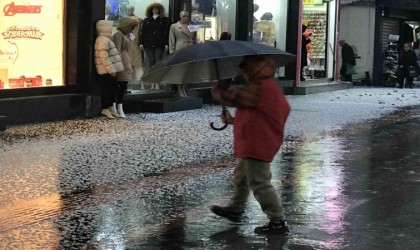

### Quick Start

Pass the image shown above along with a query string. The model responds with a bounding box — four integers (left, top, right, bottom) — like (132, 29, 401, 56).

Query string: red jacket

(212, 78, 290, 162)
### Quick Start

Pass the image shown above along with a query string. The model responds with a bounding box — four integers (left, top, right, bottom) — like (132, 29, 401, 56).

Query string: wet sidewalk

(1, 106, 420, 249)
(123, 107, 420, 250)
(1, 88, 420, 249)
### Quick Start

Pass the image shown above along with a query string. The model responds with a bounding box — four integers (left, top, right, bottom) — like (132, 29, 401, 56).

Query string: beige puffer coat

(94, 20, 124, 75)
(113, 17, 139, 81)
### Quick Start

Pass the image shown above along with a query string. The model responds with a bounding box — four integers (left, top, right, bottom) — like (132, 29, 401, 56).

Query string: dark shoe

(254, 220, 289, 235)
(210, 205, 243, 222)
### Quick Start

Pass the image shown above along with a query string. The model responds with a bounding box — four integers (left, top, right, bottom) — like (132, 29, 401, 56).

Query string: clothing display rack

(384, 41, 399, 86)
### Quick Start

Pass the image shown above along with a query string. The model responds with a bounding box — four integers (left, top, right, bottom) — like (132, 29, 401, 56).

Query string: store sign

(2, 25, 44, 40)
(3, 2, 43, 16)
(0, 41, 19, 65)
(303, 0, 324, 5)
(0, 1, 63, 89)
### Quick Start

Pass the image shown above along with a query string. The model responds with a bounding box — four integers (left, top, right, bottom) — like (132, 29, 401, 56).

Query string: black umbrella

(142, 40, 296, 84)
(141, 40, 296, 130)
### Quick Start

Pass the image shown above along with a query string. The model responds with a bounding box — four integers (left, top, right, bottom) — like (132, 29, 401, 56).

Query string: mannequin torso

(169, 15, 196, 54)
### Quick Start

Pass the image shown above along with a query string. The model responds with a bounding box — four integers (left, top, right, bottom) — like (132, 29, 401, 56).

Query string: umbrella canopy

(142, 40, 296, 84)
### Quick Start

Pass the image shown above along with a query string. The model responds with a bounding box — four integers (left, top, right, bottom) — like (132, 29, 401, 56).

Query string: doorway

(302, 3, 328, 80)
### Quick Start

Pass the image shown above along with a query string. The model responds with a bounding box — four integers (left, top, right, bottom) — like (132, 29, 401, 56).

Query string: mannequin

(169, 11, 196, 97)
(113, 17, 139, 118)
(252, 4, 261, 43)
(140, 3, 171, 90)
(126, 5, 145, 90)
(197, 0, 217, 16)
(94, 20, 124, 119)
(256, 12, 276, 47)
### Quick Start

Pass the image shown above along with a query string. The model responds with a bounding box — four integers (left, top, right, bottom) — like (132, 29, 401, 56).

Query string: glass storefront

(191, 0, 237, 42)
(252, 0, 288, 50)
(102, 0, 339, 84)
(302, 2, 328, 79)
(105, 0, 169, 23)
(0, 1, 64, 89)
(104, 0, 237, 42)
(253, 0, 288, 76)
(105, 0, 170, 91)
(104, 0, 236, 90)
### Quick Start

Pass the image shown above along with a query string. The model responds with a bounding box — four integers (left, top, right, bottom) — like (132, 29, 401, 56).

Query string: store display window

(253, 0, 288, 76)
(252, 0, 287, 50)
(105, 0, 170, 91)
(0, 1, 64, 89)
(191, 0, 236, 42)
(105, 0, 169, 23)
(302, 2, 328, 79)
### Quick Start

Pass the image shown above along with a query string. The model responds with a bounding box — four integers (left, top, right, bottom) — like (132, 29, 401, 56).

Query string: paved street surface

(0, 88, 420, 249)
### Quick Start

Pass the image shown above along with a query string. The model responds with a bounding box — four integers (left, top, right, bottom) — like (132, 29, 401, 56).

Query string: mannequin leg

(300, 63, 306, 81)
(176, 85, 185, 97)
(181, 83, 188, 97)
(145, 48, 156, 90)
(134, 67, 144, 90)
(154, 48, 165, 90)
(109, 102, 120, 118)
(101, 74, 116, 119)
(142, 49, 150, 90)
(117, 103, 126, 118)
(116, 81, 128, 117)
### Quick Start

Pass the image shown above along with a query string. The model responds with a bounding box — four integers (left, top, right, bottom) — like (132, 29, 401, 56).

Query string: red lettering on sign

(3, 2, 42, 16)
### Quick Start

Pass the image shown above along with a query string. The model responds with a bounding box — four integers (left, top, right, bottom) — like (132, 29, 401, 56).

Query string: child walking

(210, 55, 290, 235)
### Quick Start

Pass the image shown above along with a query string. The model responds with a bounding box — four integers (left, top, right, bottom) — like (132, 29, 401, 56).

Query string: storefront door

(302, 2, 328, 79)
(300, 0, 338, 82)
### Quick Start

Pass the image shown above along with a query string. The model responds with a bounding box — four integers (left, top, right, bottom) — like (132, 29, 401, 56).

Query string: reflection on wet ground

(1, 107, 420, 249)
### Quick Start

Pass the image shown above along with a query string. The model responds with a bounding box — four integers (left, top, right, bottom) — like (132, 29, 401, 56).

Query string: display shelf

(302, 10, 326, 58)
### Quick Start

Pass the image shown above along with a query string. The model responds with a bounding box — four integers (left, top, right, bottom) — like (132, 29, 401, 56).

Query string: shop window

(105, 1, 170, 91)
(253, 0, 288, 77)
(105, 0, 169, 23)
(191, 0, 236, 42)
(105, 0, 170, 35)
(0, 1, 64, 89)
(302, 2, 328, 79)
(253, 0, 288, 50)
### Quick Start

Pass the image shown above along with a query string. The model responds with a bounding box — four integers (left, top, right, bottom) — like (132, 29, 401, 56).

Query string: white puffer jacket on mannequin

(94, 20, 124, 75)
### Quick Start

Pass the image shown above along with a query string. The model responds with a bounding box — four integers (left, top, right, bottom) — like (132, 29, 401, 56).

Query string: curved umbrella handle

(210, 122, 228, 131)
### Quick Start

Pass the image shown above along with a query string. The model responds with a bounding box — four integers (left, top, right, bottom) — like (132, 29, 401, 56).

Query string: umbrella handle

(210, 122, 229, 131)
(211, 105, 229, 130)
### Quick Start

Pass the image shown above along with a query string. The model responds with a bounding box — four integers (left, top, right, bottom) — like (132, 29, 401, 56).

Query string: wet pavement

(122, 108, 420, 250)
(1, 90, 420, 249)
